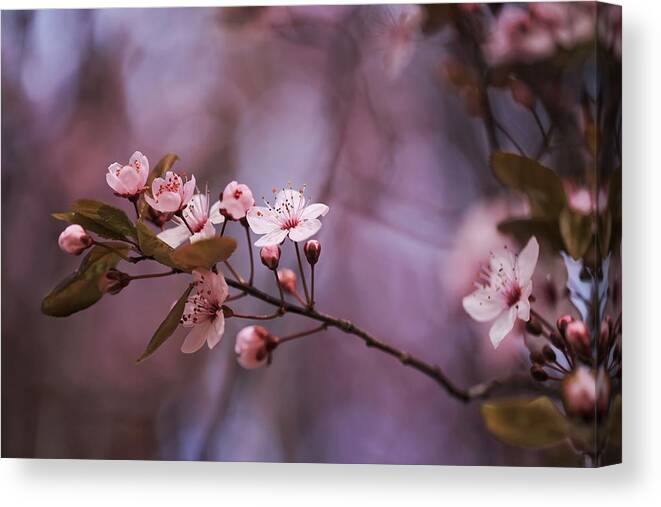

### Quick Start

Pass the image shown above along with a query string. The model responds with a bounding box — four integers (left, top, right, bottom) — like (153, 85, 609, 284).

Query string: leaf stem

(277, 323, 327, 345)
(130, 269, 177, 281)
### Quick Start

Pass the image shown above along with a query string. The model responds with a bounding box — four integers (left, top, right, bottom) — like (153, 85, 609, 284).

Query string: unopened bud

(58, 224, 92, 255)
(277, 268, 297, 294)
(508, 77, 535, 109)
(556, 314, 573, 333)
(542, 344, 556, 363)
(530, 365, 548, 382)
(304, 239, 321, 265)
(565, 320, 591, 359)
(561, 366, 609, 419)
(235, 325, 272, 369)
(529, 351, 545, 365)
(525, 318, 543, 336)
(98, 269, 130, 295)
(260, 245, 281, 270)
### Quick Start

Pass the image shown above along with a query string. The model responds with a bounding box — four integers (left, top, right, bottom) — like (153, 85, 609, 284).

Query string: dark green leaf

(137, 284, 193, 363)
(41, 243, 129, 317)
(481, 396, 569, 449)
(135, 221, 180, 269)
(497, 218, 564, 252)
(490, 152, 567, 219)
(559, 208, 593, 259)
(72, 199, 137, 239)
(171, 236, 237, 270)
(53, 211, 129, 242)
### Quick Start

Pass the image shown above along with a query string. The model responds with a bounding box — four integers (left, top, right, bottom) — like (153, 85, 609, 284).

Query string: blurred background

(2, 4, 614, 465)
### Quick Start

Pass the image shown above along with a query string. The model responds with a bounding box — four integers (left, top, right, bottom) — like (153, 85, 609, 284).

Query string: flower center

(281, 217, 300, 230)
(233, 189, 243, 199)
(505, 283, 522, 307)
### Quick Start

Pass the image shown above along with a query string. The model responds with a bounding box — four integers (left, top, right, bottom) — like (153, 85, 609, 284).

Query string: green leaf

(53, 211, 129, 242)
(171, 236, 237, 270)
(497, 218, 564, 252)
(481, 396, 570, 449)
(138, 153, 179, 218)
(135, 221, 180, 269)
(559, 207, 593, 259)
(72, 199, 137, 239)
(41, 243, 129, 317)
(490, 152, 567, 219)
(137, 284, 193, 363)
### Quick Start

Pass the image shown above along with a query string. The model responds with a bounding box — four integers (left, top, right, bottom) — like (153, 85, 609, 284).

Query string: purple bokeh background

(1, 5, 599, 465)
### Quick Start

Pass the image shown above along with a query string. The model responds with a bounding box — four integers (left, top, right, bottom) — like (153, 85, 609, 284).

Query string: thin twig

(244, 223, 254, 285)
(294, 241, 310, 305)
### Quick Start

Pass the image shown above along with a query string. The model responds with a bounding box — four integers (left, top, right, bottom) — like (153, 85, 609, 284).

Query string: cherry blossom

(144, 171, 196, 213)
(375, 4, 423, 80)
(462, 236, 539, 348)
(179, 269, 228, 354)
(58, 224, 92, 255)
(219, 181, 255, 220)
(157, 192, 224, 248)
(106, 151, 149, 198)
(246, 187, 329, 247)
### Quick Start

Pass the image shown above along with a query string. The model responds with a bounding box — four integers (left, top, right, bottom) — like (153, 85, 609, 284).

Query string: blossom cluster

(58, 151, 330, 364)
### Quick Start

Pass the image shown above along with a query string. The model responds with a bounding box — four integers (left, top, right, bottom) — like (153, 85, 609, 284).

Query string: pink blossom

(376, 4, 423, 80)
(179, 269, 229, 354)
(564, 183, 608, 215)
(463, 236, 539, 348)
(157, 192, 224, 248)
(235, 325, 271, 369)
(106, 151, 149, 197)
(219, 181, 255, 220)
(144, 171, 196, 213)
(530, 2, 594, 50)
(304, 239, 321, 265)
(58, 224, 92, 255)
(246, 186, 329, 247)
(483, 6, 555, 66)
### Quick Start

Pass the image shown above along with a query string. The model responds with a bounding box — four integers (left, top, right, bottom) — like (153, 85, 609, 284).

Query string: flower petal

(517, 282, 533, 321)
(190, 220, 216, 244)
(153, 191, 182, 213)
(106, 172, 129, 195)
(254, 228, 288, 247)
(489, 306, 517, 348)
(206, 312, 225, 350)
(462, 289, 505, 322)
(274, 188, 305, 211)
(181, 322, 212, 354)
(516, 236, 539, 283)
(299, 203, 329, 220)
(157, 224, 191, 248)
(247, 207, 280, 234)
(287, 218, 321, 242)
(208, 201, 225, 224)
(182, 176, 196, 207)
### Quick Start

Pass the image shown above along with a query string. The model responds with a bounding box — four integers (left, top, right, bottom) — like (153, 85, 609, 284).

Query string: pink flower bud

(97, 269, 130, 295)
(58, 225, 92, 255)
(219, 181, 255, 220)
(235, 325, 271, 369)
(565, 320, 591, 357)
(562, 366, 610, 419)
(277, 268, 297, 294)
(303, 239, 321, 265)
(556, 314, 574, 332)
(260, 245, 281, 270)
(509, 77, 535, 109)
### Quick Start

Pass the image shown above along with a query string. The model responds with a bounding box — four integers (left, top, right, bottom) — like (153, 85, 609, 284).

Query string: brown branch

(224, 277, 549, 403)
